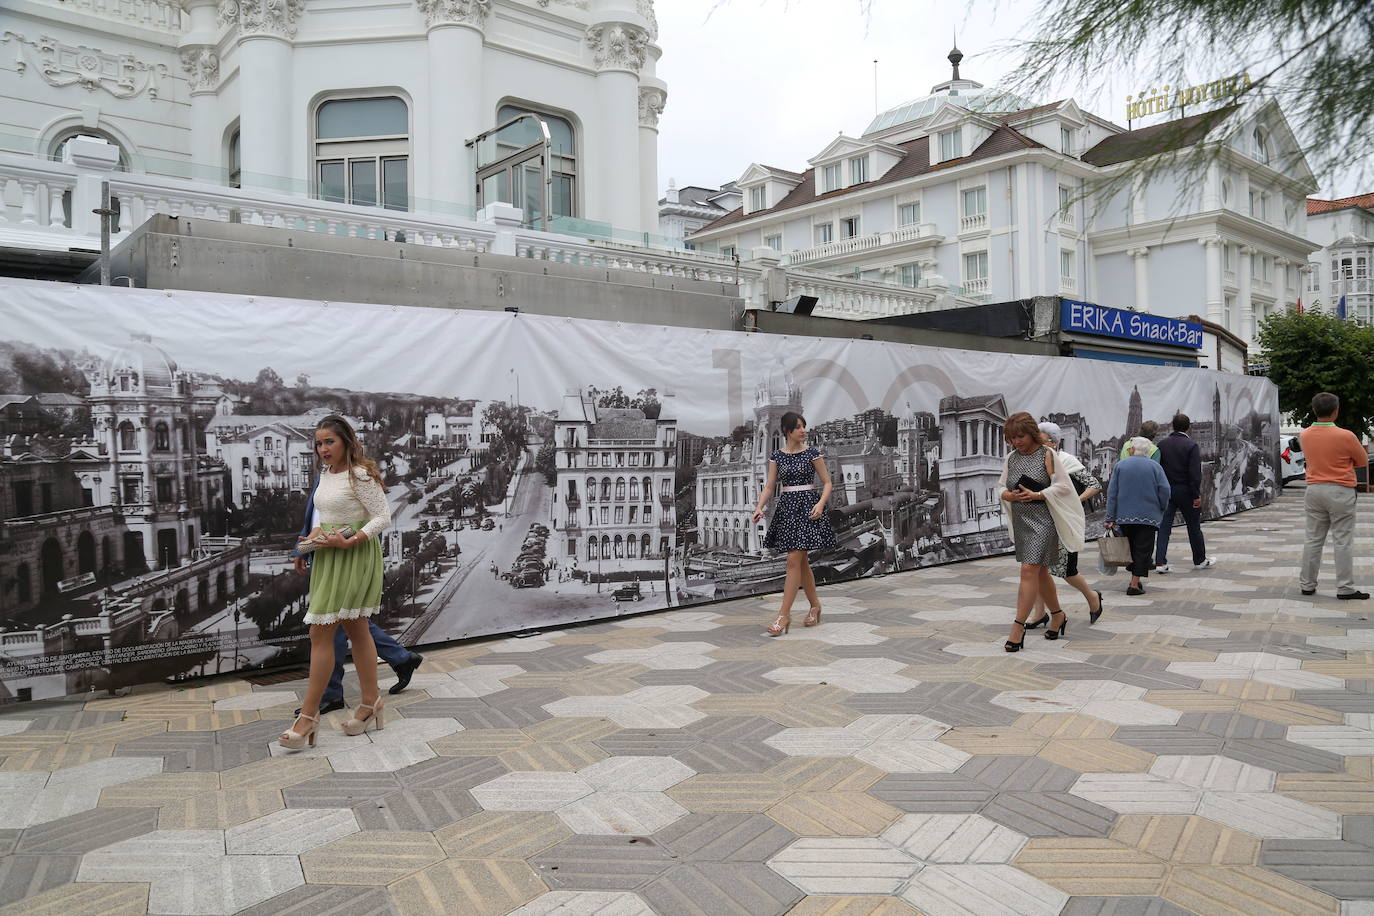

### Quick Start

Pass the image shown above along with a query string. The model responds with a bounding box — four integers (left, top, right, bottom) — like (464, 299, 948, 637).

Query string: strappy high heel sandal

(278, 712, 319, 749)
(804, 605, 822, 627)
(766, 613, 791, 637)
(343, 699, 385, 736)
(1005, 619, 1027, 653)
(1023, 611, 1050, 630)
(1089, 590, 1105, 625)
(1044, 609, 1068, 640)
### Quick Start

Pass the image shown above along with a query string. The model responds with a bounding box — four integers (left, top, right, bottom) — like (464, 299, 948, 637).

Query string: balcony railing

(0, 149, 982, 321)
(55, 0, 185, 31)
(965, 277, 989, 294)
(960, 213, 988, 233)
(564, 494, 581, 510)
(784, 222, 939, 266)
(1060, 276, 1077, 292)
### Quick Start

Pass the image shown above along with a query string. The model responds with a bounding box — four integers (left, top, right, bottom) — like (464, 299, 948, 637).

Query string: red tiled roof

(1307, 193, 1374, 216)
(693, 125, 1045, 234)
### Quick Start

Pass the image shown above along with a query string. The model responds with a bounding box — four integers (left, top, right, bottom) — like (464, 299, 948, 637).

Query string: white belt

(781, 485, 814, 492)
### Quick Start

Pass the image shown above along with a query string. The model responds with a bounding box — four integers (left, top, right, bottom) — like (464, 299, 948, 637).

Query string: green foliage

(1257, 308, 1374, 436)
(535, 442, 557, 486)
(1007, 0, 1374, 189)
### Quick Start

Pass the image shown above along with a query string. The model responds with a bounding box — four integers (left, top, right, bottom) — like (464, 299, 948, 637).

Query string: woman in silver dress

(997, 412, 1084, 651)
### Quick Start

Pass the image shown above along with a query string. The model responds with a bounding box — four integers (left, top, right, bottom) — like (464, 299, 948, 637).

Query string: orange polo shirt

(1300, 424, 1369, 488)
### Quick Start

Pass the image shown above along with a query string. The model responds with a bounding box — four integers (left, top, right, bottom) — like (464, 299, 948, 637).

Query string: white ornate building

(1303, 193, 1373, 325)
(554, 387, 677, 568)
(687, 46, 1321, 347)
(0, 0, 667, 235)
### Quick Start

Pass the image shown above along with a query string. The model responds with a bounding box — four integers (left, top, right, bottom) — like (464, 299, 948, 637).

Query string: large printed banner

(0, 280, 1280, 701)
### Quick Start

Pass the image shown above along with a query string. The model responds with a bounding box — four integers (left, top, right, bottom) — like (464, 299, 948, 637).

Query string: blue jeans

(1155, 486, 1206, 566)
(325, 620, 417, 703)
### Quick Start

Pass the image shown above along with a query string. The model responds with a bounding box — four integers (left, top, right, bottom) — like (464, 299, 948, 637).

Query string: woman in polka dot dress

(751, 412, 837, 636)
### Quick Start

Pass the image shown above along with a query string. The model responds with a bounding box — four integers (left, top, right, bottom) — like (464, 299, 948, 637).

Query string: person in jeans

(1299, 392, 1369, 600)
(1106, 437, 1172, 595)
(292, 482, 423, 715)
(1154, 413, 1215, 573)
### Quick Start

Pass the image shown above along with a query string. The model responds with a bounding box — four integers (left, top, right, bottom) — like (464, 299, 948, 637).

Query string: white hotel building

(1303, 193, 1374, 325)
(0, 0, 666, 239)
(687, 47, 1321, 347)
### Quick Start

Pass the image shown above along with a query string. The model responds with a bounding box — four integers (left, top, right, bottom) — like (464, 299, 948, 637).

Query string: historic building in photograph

(1303, 192, 1373, 325)
(936, 393, 1009, 539)
(694, 364, 800, 554)
(687, 45, 1321, 347)
(554, 387, 678, 570)
(0, 0, 667, 238)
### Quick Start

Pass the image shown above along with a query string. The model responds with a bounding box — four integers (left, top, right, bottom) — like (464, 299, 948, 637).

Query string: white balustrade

(965, 277, 989, 293)
(960, 213, 988, 232)
(54, 0, 184, 31)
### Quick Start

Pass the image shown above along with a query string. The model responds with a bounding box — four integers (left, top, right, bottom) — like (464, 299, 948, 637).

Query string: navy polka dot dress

(763, 447, 837, 552)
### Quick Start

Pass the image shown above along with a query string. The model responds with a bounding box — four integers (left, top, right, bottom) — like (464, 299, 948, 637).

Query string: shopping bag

(1097, 531, 1132, 573)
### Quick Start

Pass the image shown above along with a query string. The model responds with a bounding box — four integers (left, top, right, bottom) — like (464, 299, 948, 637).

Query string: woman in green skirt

(279, 415, 393, 749)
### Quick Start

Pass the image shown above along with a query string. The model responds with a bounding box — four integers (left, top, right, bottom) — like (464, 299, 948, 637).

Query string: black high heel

(1089, 590, 1104, 625)
(1024, 612, 1049, 630)
(1044, 609, 1067, 640)
(1005, 619, 1027, 653)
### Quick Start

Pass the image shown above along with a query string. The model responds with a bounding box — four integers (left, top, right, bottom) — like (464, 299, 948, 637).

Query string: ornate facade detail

(1, 31, 167, 99)
(586, 22, 648, 73)
(638, 85, 665, 129)
(415, 0, 491, 28)
(219, 0, 306, 39)
(179, 46, 220, 93)
(636, 0, 657, 40)
(536, 0, 590, 9)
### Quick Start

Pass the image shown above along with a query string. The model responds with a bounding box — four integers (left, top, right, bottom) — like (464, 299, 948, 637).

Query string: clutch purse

(1012, 474, 1048, 493)
(297, 525, 355, 553)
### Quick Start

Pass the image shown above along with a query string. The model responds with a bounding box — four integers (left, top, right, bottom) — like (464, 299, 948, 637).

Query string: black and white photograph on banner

(0, 280, 1279, 701)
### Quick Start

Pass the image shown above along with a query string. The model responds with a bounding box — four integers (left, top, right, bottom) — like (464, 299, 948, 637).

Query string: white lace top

(314, 466, 392, 541)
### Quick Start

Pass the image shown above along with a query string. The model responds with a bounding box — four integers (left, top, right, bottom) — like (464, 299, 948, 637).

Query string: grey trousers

(1300, 483, 1358, 593)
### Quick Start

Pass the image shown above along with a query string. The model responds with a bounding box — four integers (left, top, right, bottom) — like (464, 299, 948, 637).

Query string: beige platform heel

(278, 712, 319, 749)
(343, 699, 385, 736)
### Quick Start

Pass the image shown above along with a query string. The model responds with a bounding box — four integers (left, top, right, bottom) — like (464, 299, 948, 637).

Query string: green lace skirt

(304, 521, 383, 625)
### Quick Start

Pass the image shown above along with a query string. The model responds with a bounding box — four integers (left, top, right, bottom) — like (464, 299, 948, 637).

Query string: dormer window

(822, 163, 842, 192)
(1253, 128, 1269, 164)
(939, 129, 962, 161)
(1060, 127, 1074, 155)
(849, 156, 869, 184)
(748, 185, 767, 212)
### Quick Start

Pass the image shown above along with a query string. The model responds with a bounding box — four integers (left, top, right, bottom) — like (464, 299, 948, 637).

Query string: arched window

(495, 104, 578, 218)
(600, 477, 611, 500)
(641, 533, 651, 556)
(228, 128, 241, 189)
(118, 421, 137, 451)
(588, 539, 599, 560)
(154, 422, 170, 451)
(1253, 128, 1270, 164)
(626, 536, 637, 558)
(601, 535, 610, 558)
(615, 478, 626, 501)
(643, 477, 652, 499)
(629, 478, 640, 500)
(314, 95, 410, 210)
(52, 131, 128, 229)
(586, 476, 597, 501)
(613, 535, 624, 558)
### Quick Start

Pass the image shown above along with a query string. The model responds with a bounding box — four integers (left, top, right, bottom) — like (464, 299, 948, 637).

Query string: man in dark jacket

(1153, 413, 1215, 573)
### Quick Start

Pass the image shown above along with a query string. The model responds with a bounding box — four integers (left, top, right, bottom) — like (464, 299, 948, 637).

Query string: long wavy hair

(315, 415, 387, 492)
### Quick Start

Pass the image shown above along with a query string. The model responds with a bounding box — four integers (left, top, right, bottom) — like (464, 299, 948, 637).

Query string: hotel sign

(1126, 72, 1251, 122)
(1061, 299, 1203, 350)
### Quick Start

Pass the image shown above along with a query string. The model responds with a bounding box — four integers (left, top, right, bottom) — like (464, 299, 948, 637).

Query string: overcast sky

(652, 0, 1359, 200)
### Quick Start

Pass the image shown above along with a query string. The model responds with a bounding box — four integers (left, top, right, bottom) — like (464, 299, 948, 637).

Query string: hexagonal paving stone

(586, 643, 719, 670)
(881, 813, 1028, 863)
(422, 664, 525, 697)
(1197, 792, 1343, 839)
(1069, 773, 1204, 815)
(299, 830, 445, 885)
(766, 837, 918, 895)
(639, 862, 804, 916)
(651, 813, 797, 863)
(766, 792, 902, 837)
(543, 686, 710, 729)
(225, 807, 360, 855)
(353, 788, 481, 831)
(1260, 838, 1374, 900)
(1286, 724, 1374, 757)
(470, 771, 594, 811)
(529, 834, 677, 890)
(1148, 754, 1276, 792)
(763, 658, 920, 693)
(507, 890, 654, 915)
(1014, 836, 1170, 897)
(435, 811, 571, 859)
(578, 756, 695, 792)
(1110, 814, 1261, 865)
(899, 863, 1070, 916)
(556, 791, 689, 836)
(388, 858, 546, 916)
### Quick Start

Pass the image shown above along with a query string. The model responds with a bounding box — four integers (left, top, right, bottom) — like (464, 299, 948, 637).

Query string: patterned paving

(0, 490, 1372, 914)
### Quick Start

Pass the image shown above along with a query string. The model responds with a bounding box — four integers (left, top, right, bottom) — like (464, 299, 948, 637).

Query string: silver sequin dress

(1006, 446, 1060, 566)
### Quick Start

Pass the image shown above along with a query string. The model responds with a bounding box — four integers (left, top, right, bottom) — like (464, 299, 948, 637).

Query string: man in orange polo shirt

(1299, 392, 1369, 600)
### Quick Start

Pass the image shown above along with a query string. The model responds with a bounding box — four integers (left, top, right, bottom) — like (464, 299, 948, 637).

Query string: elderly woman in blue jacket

(1106, 436, 1173, 596)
